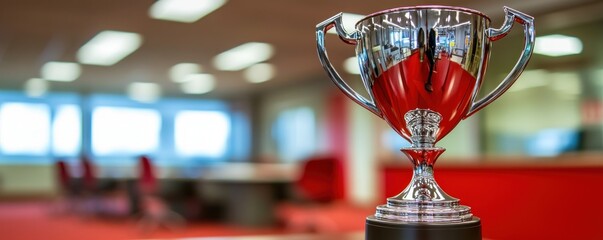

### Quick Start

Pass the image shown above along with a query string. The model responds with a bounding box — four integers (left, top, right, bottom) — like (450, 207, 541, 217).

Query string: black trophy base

(366, 216, 481, 240)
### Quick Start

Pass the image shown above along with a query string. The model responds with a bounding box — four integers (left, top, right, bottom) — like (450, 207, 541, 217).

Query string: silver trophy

(316, 5, 534, 240)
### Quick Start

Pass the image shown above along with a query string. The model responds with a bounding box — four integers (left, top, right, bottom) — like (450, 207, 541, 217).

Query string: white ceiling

(0, 0, 602, 99)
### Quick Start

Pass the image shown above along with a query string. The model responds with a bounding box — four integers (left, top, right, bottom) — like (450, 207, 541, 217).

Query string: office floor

(0, 201, 287, 240)
(0, 200, 374, 240)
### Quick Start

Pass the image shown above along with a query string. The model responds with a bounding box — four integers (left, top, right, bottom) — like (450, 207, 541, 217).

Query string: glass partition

(479, 18, 603, 159)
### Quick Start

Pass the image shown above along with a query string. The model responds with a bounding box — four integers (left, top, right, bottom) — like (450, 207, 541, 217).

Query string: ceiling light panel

(213, 42, 274, 71)
(41, 61, 82, 82)
(169, 63, 201, 83)
(181, 74, 216, 94)
(534, 34, 583, 57)
(127, 82, 162, 103)
(77, 30, 143, 66)
(149, 0, 227, 23)
(244, 63, 275, 83)
(25, 78, 48, 97)
(509, 69, 548, 92)
(343, 56, 360, 74)
(327, 13, 365, 34)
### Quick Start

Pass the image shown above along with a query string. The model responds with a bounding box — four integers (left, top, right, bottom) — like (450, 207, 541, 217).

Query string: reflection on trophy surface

(317, 5, 534, 239)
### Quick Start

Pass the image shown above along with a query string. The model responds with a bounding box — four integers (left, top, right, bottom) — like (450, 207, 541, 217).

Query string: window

(381, 128, 411, 153)
(272, 107, 316, 162)
(92, 106, 161, 156)
(174, 110, 230, 158)
(0, 103, 50, 155)
(52, 105, 82, 156)
(525, 129, 579, 156)
(0, 92, 243, 164)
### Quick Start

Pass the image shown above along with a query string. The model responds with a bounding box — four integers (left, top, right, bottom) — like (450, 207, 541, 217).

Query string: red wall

(326, 90, 349, 200)
(382, 165, 603, 240)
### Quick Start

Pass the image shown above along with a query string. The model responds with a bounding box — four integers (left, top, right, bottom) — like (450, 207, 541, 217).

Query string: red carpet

(0, 201, 286, 240)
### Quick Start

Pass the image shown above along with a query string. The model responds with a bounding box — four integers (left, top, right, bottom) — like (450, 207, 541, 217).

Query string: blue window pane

(0, 103, 50, 155)
(92, 107, 161, 156)
(174, 111, 230, 158)
(381, 128, 411, 153)
(52, 105, 82, 156)
(272, 107, 316, 162)
(230, 111, 251, 161)
(525, 129, 579, 156)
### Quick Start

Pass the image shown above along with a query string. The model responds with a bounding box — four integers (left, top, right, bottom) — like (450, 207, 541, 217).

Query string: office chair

(277, 156, 345, 232)
(51, 160, 77, 214)
(137, 155, 185, 233)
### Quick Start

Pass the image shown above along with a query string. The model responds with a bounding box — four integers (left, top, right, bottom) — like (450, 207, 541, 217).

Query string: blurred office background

(0, 0, 602, 240)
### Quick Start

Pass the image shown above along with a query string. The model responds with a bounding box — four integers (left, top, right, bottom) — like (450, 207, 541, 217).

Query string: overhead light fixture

(127, 82, 162, 103)
(595, 69, 603, 86)
(41, 61, 82, 82)
(181, 73, 215, 94)
(244, 63, 275, 83)
(77, 30, 142, 66)
(534, 34, 583, 57)
(343, 57, 361, 74)
(169, 63, 201, 83)
(24, 78, 48, 97)
(327, 13, 365, 34)
(149, 0, 227, 23)
(213, 42, 274, 71)
(550, 72, 582, 96)
(509, 69, 548, 92)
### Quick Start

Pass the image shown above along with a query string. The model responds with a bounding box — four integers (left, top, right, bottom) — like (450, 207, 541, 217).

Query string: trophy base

(366, 216, 481, 240)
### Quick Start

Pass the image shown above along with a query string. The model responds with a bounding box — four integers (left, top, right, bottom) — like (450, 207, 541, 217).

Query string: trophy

(316, 5, 534, 240)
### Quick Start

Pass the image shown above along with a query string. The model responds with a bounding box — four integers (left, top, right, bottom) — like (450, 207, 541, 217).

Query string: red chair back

(55, 160, 71, 191)
(138, 155, 157, 194)
(297, 156, 343, 202)
(81, 156, 96, 190)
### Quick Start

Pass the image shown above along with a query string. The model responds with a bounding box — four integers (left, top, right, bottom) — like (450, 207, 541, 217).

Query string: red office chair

(277, 156, 347, 232)
(56, 160, 72, 192)
(51, 160, 76, 214)
(78, 156, 130, 217)
(80, 156, 97, 192)
(139, 155, 157, 195)
(296, 156, 343, 202)
(137, 155, 185, 233)
(77, 156, 100, 215)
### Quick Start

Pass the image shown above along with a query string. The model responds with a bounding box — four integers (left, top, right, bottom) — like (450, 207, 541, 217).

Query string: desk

(200, 163, 298, 183)
(185, 232, 363, 240)
(200, 163, 298, 227)
(74, 163, 299, 225)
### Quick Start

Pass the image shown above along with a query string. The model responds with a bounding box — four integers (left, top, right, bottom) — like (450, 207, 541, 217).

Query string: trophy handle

(465, 6, 535, 117)
(316, 13, 382, 117)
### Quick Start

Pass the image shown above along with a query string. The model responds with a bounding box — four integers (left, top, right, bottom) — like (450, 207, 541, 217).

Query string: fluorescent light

(149, 0, 227, 23)
(509, 69, 548, 92)
(24, 78, 48, 97)
(127, 82, 162, 103)
(534, 34, 583, 57)
(327, 13, 365, 34)
(550, 72, 581, 95)
(181, 73, 215, 94)
(244, 63, 275, 83)
(594, 69, 603, 85)
(41, 61, 81, 82)
(169, 63, 201, 83)
(213, 42, 274, 71)
(77, 30, 142, 66)
(343, 57, 360, 74)
(183, 73, 214, 83)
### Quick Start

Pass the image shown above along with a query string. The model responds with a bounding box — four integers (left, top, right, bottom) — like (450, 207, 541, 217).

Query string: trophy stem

(373, 147, 473, 222)
(396, 147, 455, 202)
